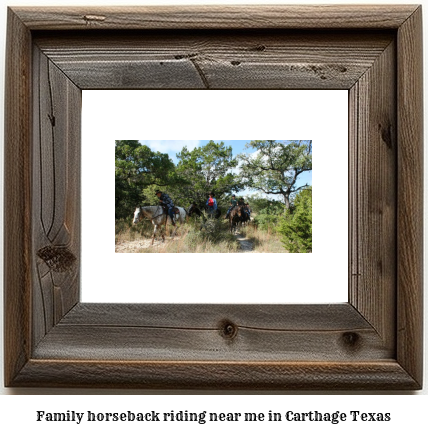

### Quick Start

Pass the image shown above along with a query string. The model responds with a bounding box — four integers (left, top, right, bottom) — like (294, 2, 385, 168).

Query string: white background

(0, 0, 426, 428)
(82, 90, 348, 304)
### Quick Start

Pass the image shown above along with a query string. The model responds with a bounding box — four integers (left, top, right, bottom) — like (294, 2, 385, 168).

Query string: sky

(138, 139, 312, 200)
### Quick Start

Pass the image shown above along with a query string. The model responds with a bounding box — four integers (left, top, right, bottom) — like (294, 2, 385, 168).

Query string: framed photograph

(4, 5, 423, 389)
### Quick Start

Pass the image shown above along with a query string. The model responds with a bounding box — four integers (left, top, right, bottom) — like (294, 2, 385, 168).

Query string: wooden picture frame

(4, 5, 423, 390)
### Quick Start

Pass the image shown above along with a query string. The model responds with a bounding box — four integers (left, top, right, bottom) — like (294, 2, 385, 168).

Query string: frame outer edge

(9, 5, 420, 30)
(3, 5, 424, 390)
(397, 6, 423, 387)
(11, 360, 419, 390)
(4, 8, 32, 386)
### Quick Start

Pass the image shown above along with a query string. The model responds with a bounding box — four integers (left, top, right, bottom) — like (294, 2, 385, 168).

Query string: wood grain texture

(32, 47, 81, 348)
(32, 304, 391, 362)
(11, 5, 419, 30)
(34, 31, 394, 90)
(396, 6, 423, 387)
(12, 361, 419, 390)
(349, 40, 397, 351)
(60, 303, 371, 329)
(3, 8, 32, 388)
(4, 5, 423, 390)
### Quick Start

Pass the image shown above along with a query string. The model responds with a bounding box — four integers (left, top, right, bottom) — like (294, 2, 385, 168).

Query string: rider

(225, 194, 238, 219)
(244, 202, 251, 219)
(155, 189, 176, 226)
(206, 192, 218, 218)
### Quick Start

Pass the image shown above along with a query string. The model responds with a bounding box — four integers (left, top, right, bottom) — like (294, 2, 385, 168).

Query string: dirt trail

(234, 232, 254, 253)
(115, 239, 158, 252)
(115, 237, 180, 252)
(116, 234, 255, 253)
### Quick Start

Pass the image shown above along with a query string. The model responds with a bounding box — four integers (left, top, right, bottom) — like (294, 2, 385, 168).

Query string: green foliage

(249, 196, 285, 215)
(115, 140, 243, 221)
(173, 140, 242, 208)
(115, 140, 176, 219)
(238, 140, 312, 208)
(278, 188, 312, 253)
(253, 214, 279, 232)
(249, 195, 285, 231)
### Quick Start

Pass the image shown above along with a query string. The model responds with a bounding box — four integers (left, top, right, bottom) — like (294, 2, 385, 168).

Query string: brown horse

(240, 206, 251, 226)
(228, 205, 242, 233)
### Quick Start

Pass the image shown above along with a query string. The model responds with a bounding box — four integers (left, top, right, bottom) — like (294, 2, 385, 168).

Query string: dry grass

(115, 218, 240, 253)
(238, 224, 288, 253)
(115, 218, 153, 244)
(115, 218, 287, 253)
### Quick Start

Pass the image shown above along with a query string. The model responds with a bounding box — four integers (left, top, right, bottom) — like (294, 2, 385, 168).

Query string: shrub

(278, 188, 312, 253)
(252, 200, 285, 232)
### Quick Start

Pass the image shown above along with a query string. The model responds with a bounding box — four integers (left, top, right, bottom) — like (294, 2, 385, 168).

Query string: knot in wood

(378, 122, 393, 149)
(341, 332, 361, 350)
(219, 320, 238, 340)
(37, 245, 76, 272)
(83, 15, 106, 23)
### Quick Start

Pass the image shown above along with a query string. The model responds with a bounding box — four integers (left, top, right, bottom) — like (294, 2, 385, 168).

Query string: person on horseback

(155, 189, 176, 226)
(225, 194, 238, 219)
(206, 192, 218, 218)
(244, 202, 251, 219)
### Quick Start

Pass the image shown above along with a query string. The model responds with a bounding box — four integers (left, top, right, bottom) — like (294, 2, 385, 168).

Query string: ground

(115, 232, 255, 253)
(115, 236, 182, 253)
(234, 232, 254, 252)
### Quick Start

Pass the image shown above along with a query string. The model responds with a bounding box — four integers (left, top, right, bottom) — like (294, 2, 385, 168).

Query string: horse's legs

(152, 224, 157, 245)
(169, 217, 178, 239)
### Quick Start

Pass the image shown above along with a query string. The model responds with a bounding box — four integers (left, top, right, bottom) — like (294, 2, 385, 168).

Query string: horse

(240, 207, 251, 226)
(228, 205, 242, 233)
(187, 203, 221, 220)
(187, 203, 204, 219)
(133, 205, 187, 244)
(187, 203, 209, 231)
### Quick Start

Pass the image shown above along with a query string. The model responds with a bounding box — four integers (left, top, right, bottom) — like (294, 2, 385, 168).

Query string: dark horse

(210, 208, 222, 219)
(187, 203, 204, 218)
(228, 205, 242, 233)
(240, 207, 251, 226)
(187, 203, 221, 219)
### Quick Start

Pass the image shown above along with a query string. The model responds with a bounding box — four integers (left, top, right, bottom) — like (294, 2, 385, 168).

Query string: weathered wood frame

(4, 5, 423, 389)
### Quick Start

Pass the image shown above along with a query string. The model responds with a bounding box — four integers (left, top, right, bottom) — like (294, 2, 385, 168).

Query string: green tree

(249, 196, 286, 231)
(115, 140, 175, 219)
(278, 187, 312, 253)
(173, 140, 242, 208)
(238, 140, 312, 209)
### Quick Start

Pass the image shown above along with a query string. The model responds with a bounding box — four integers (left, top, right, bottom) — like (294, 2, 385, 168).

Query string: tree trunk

(283, 193, 290, 210)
